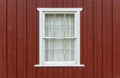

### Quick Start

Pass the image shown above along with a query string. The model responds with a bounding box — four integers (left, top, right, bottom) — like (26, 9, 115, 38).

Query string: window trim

(35, 8, 85, 67)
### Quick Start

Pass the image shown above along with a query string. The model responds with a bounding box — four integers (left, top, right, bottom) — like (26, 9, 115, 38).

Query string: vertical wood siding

(0, 0, 7, 78)
(0, 0, 119, 78)
(7, 0, 17, 78)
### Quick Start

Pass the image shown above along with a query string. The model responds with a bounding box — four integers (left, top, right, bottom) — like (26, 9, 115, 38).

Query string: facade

(0, 0, 119, 78)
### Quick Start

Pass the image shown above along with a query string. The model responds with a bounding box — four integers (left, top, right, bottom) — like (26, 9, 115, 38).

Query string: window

(35, 8, 84, 67)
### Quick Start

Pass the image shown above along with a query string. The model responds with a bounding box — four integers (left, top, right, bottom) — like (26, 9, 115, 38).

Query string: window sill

(34, 64, 85, 67)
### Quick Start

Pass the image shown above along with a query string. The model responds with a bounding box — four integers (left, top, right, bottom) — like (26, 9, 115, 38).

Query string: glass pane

(65, 14, 74, 37)
(45, 14, 54, 37)
(45, 39, 74, 61)
(45, 14, 74, 37)
(54, 14, 64, 37)
(64, 39, 74, 61)
(45, 39, 54, 61)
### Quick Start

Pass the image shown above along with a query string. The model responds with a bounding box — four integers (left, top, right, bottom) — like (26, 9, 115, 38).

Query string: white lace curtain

(45, 14, 75, 61)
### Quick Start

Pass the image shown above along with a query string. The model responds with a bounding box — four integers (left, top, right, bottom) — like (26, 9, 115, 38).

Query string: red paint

(17, 0, 27, 78)
(0, 0, 119, 78)
(113, 0, 120, 78)
(0, 0, 7, 78)
(93, 0, 103, 78)
(103, 0, 113, 78)
(7, 0, 17, 78)
(27, 0, 37, 78)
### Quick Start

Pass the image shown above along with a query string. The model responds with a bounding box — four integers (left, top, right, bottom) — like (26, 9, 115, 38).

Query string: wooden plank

(57, 68, 64, 78)
(0, 17, 2, 78)
(84, 0, 93, 78)
(64, 68, 68, 78)
(63, 0, 67, 7)
(84, 0, 94, 78)
(37, 68, 44, 78)
(76, 68, 84, 78)
(63, 0, 73, 7)
(0, 0, 7, 78)
(47, 68, 55, 78)
(43, 68, 48, 78)
(83, 0, 87, 78)
(62, 68, 74, 78)
(7, 0, 17, 78)
(45, 0, 54, 7)
(93, 0, 103, 78)
(73, 0, 82, 8)
(113, 0, 120, 78)
(73, 0, 77, 8)
(103, 0, 113, 78)
(37, 0, 43, 7)
(54, 68, 58, 78)
(2, 23, 7, 78)
(17, 0, 27, 78)
(27, 0, 37, 78)
(67, 68, 74, 78)
(74, 68, 77, 78)
(56, 0, 64, 7)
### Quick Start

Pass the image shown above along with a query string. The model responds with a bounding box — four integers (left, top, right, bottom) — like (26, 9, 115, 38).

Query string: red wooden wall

(0, 0, 120, 78)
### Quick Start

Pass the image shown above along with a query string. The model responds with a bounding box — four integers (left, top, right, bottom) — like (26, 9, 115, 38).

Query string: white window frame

(35, 8, 85, 67)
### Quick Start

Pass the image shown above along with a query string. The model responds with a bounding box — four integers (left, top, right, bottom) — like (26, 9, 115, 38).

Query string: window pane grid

(45, 14, 74, 37)
(44, 13, 75, 62)
(45, 39, 74, 61)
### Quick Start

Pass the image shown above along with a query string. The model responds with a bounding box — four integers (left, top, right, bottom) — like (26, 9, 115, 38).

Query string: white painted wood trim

(35, 64, 85, 67)
(37, 8, 83, 12)
(43, 37, 76, 39)
(35, 8, 84, 67)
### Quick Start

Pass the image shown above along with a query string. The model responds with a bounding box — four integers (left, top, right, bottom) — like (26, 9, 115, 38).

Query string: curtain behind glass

(45, 14, 74, 61)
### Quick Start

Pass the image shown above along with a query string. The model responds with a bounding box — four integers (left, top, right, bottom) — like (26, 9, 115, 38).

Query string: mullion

(53, 14, 56, 61)
(63, 14, 66, 61)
